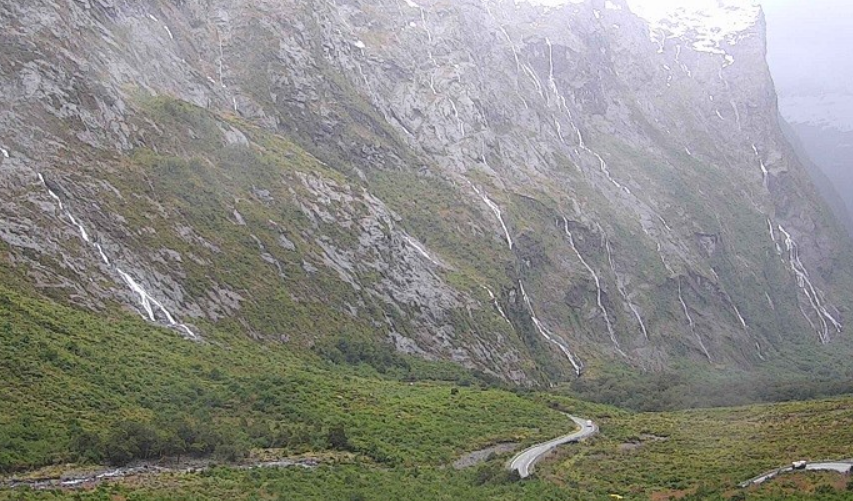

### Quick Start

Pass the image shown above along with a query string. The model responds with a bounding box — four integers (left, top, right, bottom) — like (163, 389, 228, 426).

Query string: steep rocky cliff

(1, 0, 851, 384)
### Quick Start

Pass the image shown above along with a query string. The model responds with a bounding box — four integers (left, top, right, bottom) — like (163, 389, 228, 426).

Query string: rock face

(1, 0, 852, 383)
(761, 0, 853, 237)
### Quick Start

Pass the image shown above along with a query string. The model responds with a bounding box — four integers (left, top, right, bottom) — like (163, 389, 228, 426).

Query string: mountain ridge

(1, 0, 852, 385)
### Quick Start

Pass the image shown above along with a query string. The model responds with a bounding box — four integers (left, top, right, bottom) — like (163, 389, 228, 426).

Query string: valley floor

(3, 396, 853, 500)
(3, 284, 853, 500)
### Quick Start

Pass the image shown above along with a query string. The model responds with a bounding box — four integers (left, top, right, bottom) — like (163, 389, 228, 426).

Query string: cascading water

(563, 218, 627, 358)
(730, 100, 742, 130)
(482, 285, 511, 324)
(545, 38, 630, 195)
(675, 45, 692, 78)
(96, 243, 110, 265)
(467, 178, 580, 375)
(677, 278, 712, 363)
(519, 281, 583, 376)
(117, 268, 176, 324)
(470, 183, 514, 250)
(37, 173, 199, 340)
(403, 233, 441, 267)
(767, 218, 783, 258)
(776, 225, 842, 343)
(605, 240, 649, 340)
(751, 144, 769, 187)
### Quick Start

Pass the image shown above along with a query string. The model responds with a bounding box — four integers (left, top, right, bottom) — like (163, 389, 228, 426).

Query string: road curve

(739, 460, 853, 488)
(508, 415, 598, 478)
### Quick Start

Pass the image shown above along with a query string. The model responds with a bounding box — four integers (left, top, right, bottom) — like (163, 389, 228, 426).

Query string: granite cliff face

(1, 0, 851, 383)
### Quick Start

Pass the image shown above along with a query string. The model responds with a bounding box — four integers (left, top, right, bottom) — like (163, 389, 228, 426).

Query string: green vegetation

(313, 335, 503, 386)
(3, 267, 853, 501)
(4, 48, 853, 501)
(569, 366, 853, 412)
(0, 465, 581, 501)
(544, 396, 853, 500)
(0, 283, 571, 474)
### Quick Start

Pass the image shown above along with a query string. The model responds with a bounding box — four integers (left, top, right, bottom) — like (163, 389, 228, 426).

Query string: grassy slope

(0, 467, 588, 501)
(547, 395, 853, 500)
(5, 348, 853, 501)
(0, 283, 571, 473)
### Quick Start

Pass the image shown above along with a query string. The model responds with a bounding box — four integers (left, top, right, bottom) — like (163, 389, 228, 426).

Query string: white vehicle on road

(508, 415, 597, 478)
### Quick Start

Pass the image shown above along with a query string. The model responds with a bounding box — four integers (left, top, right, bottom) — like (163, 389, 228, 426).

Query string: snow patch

(513, 0, 584, 8)
(629, 0, 757, 67)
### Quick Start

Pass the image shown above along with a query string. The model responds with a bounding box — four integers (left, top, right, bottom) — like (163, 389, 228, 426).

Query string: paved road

(508, 415, 597, 478)
(739, 460, 853, 488)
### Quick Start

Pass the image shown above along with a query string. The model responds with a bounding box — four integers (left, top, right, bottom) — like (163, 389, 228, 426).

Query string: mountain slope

(1, 0, 852, 385)
(0, 282, 572, 472)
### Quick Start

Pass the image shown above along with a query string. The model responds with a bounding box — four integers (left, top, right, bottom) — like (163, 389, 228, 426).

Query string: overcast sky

(622, 0, 853, 95)
(531, 0, 853, 96)
(761, 0, 853, 96)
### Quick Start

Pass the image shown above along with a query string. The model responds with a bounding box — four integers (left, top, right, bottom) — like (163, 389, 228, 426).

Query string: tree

(68, 422, 103, 463)
(103, 419, 158, 466)
(327, 424, 352, 451)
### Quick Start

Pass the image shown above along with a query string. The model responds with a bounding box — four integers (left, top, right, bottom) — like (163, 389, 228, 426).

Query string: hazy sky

(620, 0, 853, 95)
(761, 0, 853, 95)
(527, 0, 853, 96)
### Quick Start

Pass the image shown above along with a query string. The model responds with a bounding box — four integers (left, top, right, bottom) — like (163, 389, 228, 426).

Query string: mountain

(762, 0, 853, 235)
(779, 93, 853, 236)
(1, 0, 852, 388)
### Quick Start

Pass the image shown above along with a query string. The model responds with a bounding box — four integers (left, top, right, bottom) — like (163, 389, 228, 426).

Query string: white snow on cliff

(628, 0, 760, 59)
(512, 0, 583, 8)
(517, 0, 761, 65)
(510, 0, 761, 51)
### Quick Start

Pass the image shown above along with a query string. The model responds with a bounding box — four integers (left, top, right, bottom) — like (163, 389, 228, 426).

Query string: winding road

(508, 415, 598, 478)
(739, 460, 853, 488)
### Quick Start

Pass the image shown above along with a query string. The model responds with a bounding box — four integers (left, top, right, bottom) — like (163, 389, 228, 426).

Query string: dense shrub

(68, 416, 250, 466)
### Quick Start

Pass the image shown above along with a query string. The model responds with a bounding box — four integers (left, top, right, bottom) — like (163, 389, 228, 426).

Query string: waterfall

(520, 282, 583, 376)
(37, 173, 199, 340)
(678, 278, 712, 363)
(563, 218, 627, 358)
